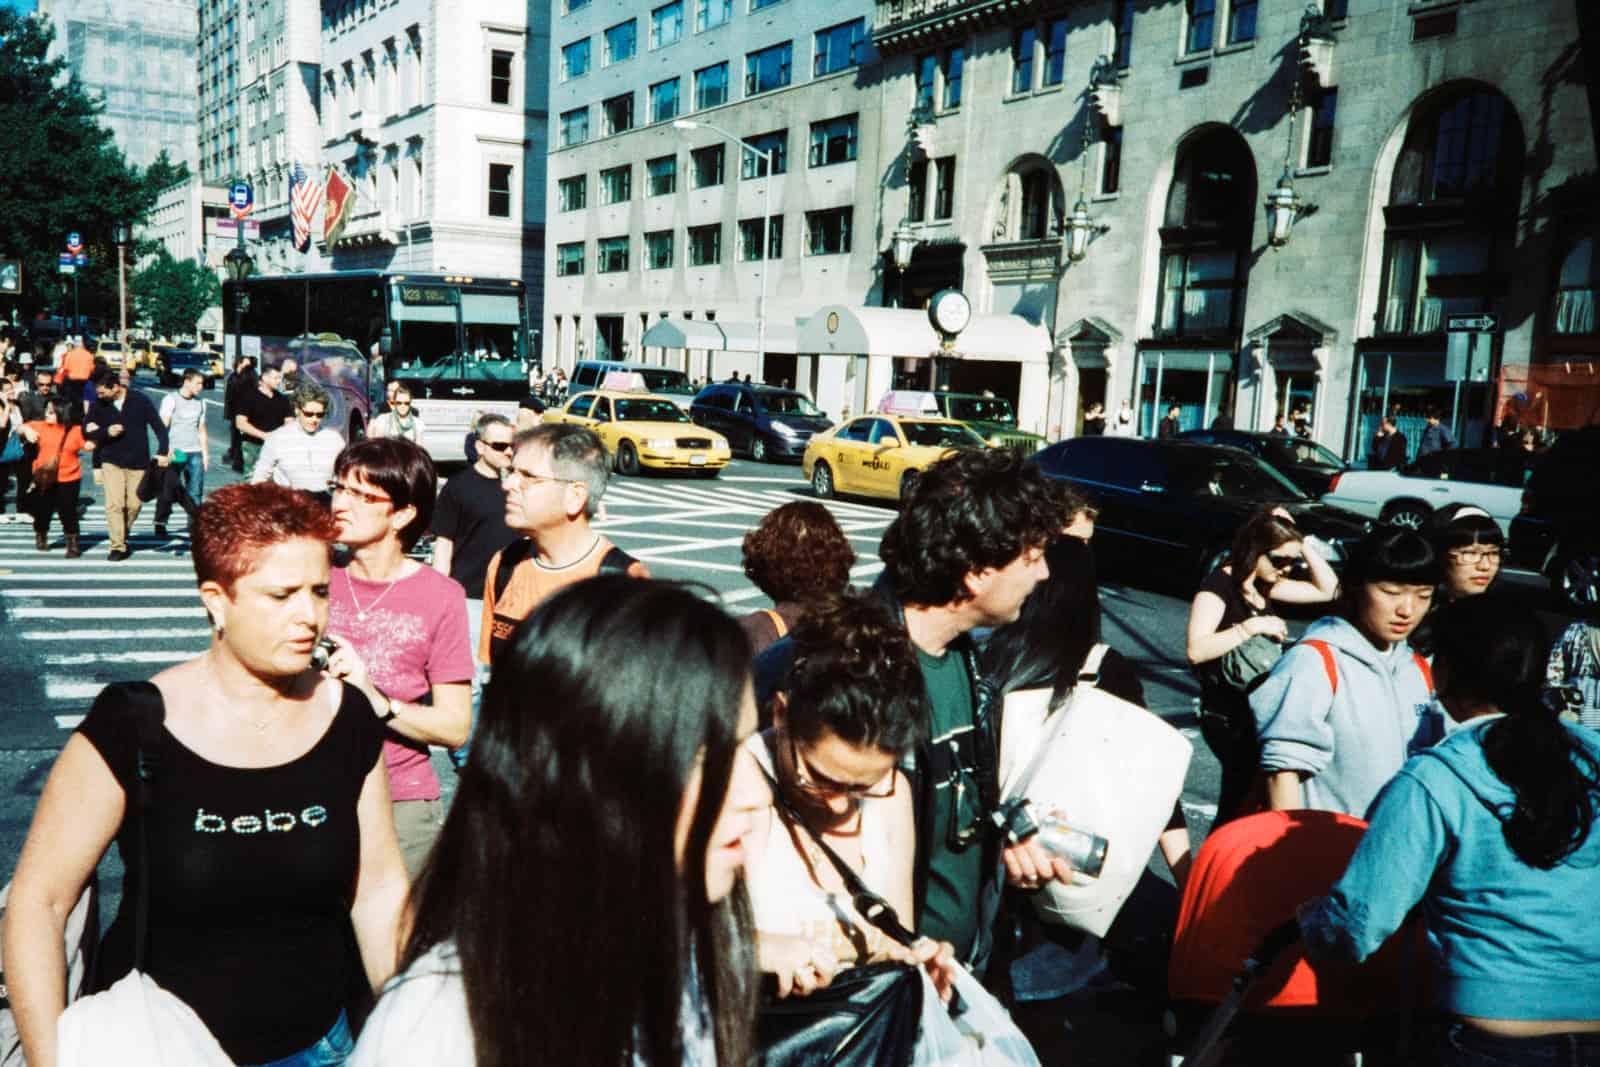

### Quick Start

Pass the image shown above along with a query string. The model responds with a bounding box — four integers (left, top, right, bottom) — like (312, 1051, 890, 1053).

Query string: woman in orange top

(18, 396, 94, 557)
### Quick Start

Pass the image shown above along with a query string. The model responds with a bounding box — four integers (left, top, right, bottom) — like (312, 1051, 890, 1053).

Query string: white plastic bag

(57, 971, 233, 1067)
(999, 645, 1193, 937)
(911, 965, 1041, 1067)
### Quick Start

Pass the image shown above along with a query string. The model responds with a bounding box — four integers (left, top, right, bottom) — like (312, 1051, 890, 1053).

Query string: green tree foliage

(131, 247, 218, 339)
(0, 11, 181, 325)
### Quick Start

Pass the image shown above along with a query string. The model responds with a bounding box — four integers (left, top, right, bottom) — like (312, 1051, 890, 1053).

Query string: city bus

(227, 270, 533, 462)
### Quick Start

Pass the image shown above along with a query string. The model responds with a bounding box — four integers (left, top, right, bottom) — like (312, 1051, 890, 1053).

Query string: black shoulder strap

(490, 538, 535, 604)
(117, 681, 164, 972)
(597, 544, 637, 576)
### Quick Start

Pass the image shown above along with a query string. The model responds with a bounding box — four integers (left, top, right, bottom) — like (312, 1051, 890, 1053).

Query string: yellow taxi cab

(95, 339, 127, 369)
(542, 389, 732, 476)
(148, 340, 174, 373)
(802, 414, 987, 502)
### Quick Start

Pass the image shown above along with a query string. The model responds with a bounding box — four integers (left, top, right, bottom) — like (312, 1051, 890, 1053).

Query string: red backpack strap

(1303, 640, 1338, 695)
(1412, 652, 1434, 693)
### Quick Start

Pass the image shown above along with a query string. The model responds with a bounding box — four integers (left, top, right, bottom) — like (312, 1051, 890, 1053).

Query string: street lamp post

(223, 235, 254, 371)
(673, 118, 776, 378)
(112, 221, 131, 344)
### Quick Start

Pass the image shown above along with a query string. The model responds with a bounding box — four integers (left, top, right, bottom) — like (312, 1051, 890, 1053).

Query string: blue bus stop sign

(229, 182, 254, 219)
(66, 232, 82, 253)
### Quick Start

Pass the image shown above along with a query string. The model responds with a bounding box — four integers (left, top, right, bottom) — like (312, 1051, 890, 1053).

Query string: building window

(933, 156, 955, 219)
(556, 241, 585, 276)
(647, 155, 678, 195)
(1186, 0, 1215, 53)
(814, 18, 865, 77)
(1324, 0, 1349, 17)
(561, 38, 590, 81)
(650, 77, 680, 122)
(741, 130, 787, 177)
(688, 224, 721, 266)
(694, 62, 729, 109)
(806, 208, 852, 255)
(1114, 0, 1135, 68)
(1156, 129, 1254, 338)
(645, 230, 674, 269)
(560, 106, 589, 147)
(1554, 238, 1598, 335)
(651, 1, 683, 49)
(692, 144, 725, 187)
(1100, 126, 1123, 194)
(1042, 18, 1067, 86)
(943, 46, 964, 110)
(751, 0, 782, 8)
(696, 0, 731, 31)
(602, 93, 634, 135)
(915, 54, 937, 113)
(604, 20, 637, 65)
(1011, 27, 1035, 94)
(600, 164, 632, 204)
(487, 163, 513, 218)
(567, 0, 590, 10)
(808, 114, 857, 166)
(489, 49, 513, 104)
(558, 175, 586, 211)
(739, 216, 782, 260)
(1379, 232, 1492, 334)
(745, 41, 792, 96)
(1227, 0, 1257, 44)
(597, 236, 629, 273)
(1019, 170, 1055, 240)
(907, 159, 927, 222)
(1306, 87, 1337, 168)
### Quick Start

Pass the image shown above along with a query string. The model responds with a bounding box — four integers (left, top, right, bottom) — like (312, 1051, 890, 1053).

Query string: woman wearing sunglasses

(1186, 507, 1339, 822)
(743, 592, 958, 1000)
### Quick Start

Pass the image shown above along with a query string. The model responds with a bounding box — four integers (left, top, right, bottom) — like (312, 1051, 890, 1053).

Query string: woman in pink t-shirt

(323, 439, 474, 876)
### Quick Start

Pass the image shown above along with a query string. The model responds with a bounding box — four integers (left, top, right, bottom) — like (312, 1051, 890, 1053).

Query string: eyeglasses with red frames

(327, 481, 392, 506)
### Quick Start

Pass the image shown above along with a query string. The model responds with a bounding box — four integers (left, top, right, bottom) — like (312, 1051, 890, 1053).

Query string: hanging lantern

(1065, 197, 1095, 263)
(1264, 169, 1302, 249)
(890, 222, 919, 272)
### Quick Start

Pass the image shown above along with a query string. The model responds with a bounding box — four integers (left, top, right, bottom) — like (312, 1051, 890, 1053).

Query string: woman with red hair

(2, 482, 408, 1067)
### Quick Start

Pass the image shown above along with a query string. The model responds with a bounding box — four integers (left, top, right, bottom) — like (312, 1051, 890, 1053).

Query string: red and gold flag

(323, 167, 355, 245)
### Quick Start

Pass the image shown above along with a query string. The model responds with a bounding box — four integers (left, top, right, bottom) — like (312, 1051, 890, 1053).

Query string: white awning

(640, 317, 801, 354)
(795, 305, 1052, 363)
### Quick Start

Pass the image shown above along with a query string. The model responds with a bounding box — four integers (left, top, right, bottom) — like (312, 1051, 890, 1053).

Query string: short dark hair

(90, 365, 119, 388)
(513, 422, 609, 518)
(333, 437, 437, 549)
(1338, 526, 1440, 615)
(878, 448, 1070, 607)
(741, 501, 855, 604)
(1427, 502, 1504, 552)
(784, 593, 927, 755)
(983, 535, 1102, 706)
(181, 368, 204, 384)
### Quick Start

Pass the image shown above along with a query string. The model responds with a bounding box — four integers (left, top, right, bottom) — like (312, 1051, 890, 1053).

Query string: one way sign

(1446, 313, 1499, 332)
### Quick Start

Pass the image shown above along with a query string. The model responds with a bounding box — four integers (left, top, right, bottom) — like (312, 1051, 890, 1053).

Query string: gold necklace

(209, 652, 293, 733)
(346, 565, 402, 621)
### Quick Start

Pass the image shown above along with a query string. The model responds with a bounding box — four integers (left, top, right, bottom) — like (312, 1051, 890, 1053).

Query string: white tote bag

(998, 645, 1193, 937)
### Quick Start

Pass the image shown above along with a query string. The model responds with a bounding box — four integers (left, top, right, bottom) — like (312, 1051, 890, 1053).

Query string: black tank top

(79, 680, 384, 1063)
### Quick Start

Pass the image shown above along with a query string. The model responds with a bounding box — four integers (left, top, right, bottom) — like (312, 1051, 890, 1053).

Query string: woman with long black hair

(1299, 594, 1600, 1065)
(1410, 503, 1505, 656)
(350, 577, 768, 1066)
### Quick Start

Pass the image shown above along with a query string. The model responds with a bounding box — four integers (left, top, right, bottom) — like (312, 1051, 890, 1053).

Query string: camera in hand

(993, 799, 1108, 880)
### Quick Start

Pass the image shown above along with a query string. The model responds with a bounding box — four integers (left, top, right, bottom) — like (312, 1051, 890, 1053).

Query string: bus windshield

(387, 283, 528, 399)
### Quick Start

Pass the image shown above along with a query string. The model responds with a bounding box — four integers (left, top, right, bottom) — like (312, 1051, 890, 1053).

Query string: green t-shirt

(916, 645, 985, 959)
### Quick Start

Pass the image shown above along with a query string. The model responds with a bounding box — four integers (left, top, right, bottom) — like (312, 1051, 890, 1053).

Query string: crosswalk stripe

(21, 628, 210, 641)
(56, 715, 86, 730)
(11, 606, 208, 619)
(5, 573, 196, 582)
(2, 589, 198, 599)
(45, 679, 105, 702)
(43, 650, 199, 666)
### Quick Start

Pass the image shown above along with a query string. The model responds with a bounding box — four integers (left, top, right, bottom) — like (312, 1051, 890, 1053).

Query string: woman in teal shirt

(1298, 594, 1600, 1066)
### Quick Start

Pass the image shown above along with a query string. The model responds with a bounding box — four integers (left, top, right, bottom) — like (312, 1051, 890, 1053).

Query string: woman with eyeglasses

(1410, 503, 1505, 657)
(250, 380, 346, 506)
(1185, 507, 1338, 822)
(368, 384, 428, 445)
(743, 592, 958, 1001)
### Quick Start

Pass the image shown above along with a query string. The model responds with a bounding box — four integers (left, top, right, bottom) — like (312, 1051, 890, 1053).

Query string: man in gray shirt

(155, 368, 209, 538)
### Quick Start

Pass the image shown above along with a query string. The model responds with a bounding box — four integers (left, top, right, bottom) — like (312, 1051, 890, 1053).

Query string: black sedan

(1177, 429, 1348, 497)
(157, 347, 216, 390)
(1033, 436, 1371, 587)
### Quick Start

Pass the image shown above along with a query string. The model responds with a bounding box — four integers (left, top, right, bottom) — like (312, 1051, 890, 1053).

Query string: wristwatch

(376, 698, 398, 724)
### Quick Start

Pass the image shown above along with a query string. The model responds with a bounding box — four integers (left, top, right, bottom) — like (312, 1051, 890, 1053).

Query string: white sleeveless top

(743, 733, 898, 946)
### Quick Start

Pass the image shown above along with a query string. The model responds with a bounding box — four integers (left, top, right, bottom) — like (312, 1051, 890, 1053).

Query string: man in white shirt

(250, 380, 346, 504)
(154, 368, 209, 538)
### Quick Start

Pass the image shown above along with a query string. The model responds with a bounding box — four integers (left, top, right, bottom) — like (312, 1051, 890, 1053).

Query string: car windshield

(100, 342, 123, 351)
(637, 368, 694, 396)
(1265, 438, 1344, 470)
(942, 395, 1016, 425)
(760, 392, 822, 416)
(1169, 453, 1309, 501)
(900, 421, 987, 449)
(615, 397, 690, 423)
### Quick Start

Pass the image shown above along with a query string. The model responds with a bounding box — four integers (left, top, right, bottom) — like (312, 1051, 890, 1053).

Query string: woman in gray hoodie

(1249, 527, 1444, 816)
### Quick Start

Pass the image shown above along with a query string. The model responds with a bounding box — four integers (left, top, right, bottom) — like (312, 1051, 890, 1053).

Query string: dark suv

(1509, 425, 1600, 613)
(689, 383, 832, 462)
(1033, 436, 1371, 586)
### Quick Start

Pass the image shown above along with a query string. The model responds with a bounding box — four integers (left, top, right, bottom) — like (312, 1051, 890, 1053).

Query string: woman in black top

(4, 482, 408, 1067)
(1185, 507, 1339, 822)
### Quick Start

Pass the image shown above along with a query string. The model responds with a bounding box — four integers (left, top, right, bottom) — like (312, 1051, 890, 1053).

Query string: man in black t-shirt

(431, 413, 518, 764)
(235, 366, 292, 478)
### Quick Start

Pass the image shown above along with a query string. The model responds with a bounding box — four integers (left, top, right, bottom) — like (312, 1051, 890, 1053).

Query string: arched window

(1156, 129, 1254, 339)
(988, 158, 1062, 243)
(1554, 238, 1598, 335)
(1378, 87, 1522, 336)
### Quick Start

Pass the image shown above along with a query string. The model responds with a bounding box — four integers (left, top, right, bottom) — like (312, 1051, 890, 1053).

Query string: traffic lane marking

(2, 589, 202, 599)
(20, 628, 210, 641)
(43, 650, 199, 666)
(10, 606, 208, 619)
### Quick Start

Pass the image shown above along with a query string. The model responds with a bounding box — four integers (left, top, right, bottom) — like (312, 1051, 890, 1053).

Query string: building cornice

(872, 0, 1070, 57)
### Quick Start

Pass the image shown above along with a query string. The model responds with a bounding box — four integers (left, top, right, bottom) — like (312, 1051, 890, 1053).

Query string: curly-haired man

(755, 446, 1073, 976)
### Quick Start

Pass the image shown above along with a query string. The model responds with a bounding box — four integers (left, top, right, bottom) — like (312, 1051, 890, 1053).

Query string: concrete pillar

(1016, 361, 1050, 437)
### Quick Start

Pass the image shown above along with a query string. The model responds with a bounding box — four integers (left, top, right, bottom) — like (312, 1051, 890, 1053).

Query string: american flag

(289, 162, 323, 253)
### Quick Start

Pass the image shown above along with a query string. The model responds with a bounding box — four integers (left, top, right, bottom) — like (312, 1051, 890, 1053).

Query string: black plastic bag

(756, 961, 923, 1067)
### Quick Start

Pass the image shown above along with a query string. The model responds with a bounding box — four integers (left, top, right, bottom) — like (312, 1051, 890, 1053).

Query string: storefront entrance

(1135, 349, 1233, 436)
(1353, 350, 1490, 465)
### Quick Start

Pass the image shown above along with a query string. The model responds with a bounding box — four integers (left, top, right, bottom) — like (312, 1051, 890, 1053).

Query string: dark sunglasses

(1267, 552, 1299, 569)
(479, 440, 514, 453)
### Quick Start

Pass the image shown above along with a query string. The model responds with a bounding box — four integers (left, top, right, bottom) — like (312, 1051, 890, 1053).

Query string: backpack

(1300, 640, 1434, 695)
(490, 538, 638, 604)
